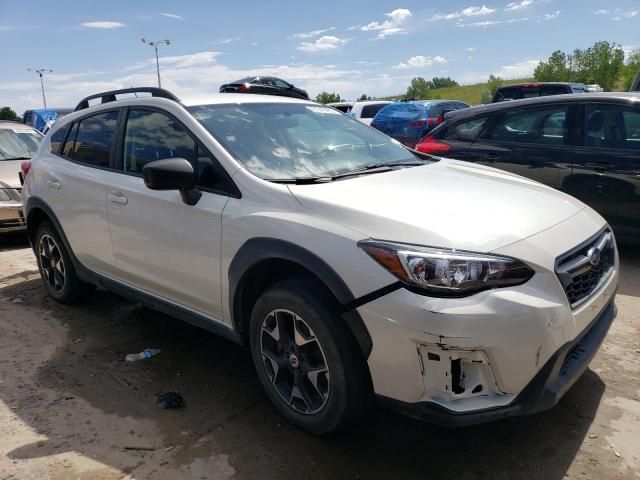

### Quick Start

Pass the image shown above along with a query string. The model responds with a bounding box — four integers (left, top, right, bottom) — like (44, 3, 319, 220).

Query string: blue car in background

(22, 108, 73, 133)
(371, 100, 469, 148)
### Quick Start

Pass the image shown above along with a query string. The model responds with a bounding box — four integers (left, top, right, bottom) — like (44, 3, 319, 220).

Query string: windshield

(188, 103, 417, 180)
(0, 128, 42, 161)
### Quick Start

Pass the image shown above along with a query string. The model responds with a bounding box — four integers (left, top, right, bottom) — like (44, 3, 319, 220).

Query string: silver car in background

(0, 121, 42, 232)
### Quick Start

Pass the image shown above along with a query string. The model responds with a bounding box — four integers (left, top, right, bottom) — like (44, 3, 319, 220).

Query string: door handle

(47, 179, 61, 190)
(108, 192, 128, 205)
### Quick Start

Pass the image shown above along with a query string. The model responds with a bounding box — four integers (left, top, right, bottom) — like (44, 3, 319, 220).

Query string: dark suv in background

(416, 93, 640, 239)
(492, 82, 587, 103)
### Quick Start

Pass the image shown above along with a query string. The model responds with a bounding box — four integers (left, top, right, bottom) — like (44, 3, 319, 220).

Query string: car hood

(0, 160, 23, 188)
(288, 158, 586, 252)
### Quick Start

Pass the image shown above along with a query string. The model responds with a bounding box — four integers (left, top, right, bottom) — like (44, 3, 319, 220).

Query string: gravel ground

(0, 233, 638, 480)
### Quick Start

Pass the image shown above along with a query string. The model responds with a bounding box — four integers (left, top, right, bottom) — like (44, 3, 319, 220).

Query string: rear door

(467, 103, 577, 189)
(568, 102, 640, 236)
(47, 110, 118, 275)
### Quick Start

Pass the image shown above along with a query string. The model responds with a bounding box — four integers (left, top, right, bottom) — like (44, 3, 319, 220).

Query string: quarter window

(481, 105, 568, 145)
(50, 126, 67, 154)
(72, 111, 118, 167)
(451, 116, 489, 141)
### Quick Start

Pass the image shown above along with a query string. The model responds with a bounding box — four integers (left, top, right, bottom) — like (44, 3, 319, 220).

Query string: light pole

(27, 68, 52, 109)
(141, 38, 171, 88)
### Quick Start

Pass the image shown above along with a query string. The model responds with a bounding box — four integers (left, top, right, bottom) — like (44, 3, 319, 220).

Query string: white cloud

(159, 12, 184, 20)
(458, 20, 502, 27)
(393, 55, 447, 69)
(210, 38, 239, 45)
(505, 0, 535, 11)
(79, 21, 126, 29)
(361, 8, 412, 38)
(297, 35, 348, 52)
(464, 47, 477, 52)
(543, 10, 560, 20)
(430, 5, 496, 21)
(506, 17, 529, 23)
(496, 59, 539, 78)
(292, 27, 336, 39)
(594, 9, 638, 20)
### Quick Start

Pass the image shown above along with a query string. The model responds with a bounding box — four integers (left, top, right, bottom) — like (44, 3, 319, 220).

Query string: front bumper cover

(377, 299, 616, 427)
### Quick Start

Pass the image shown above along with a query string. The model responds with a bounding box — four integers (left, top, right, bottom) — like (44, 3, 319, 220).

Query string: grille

(555, 229, 614, 308)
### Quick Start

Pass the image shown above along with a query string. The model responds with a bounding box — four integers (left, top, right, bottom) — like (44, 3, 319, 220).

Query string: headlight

(0, 189, 11, 201)
(359, 240, 534, 297)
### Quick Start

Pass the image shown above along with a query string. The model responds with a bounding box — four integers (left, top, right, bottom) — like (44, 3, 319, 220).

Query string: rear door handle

(47, 179, 61, 190)
(108, 192, 128, 205)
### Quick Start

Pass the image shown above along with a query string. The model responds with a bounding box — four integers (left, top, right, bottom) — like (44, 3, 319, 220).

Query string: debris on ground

(156, 390, 185, 409)
(125, 348, 161, 362)
(10, 297, 24, 304)
(609, 443, 621, 458)
(588, 433, 598, 439)
(123, 445, 156, 451)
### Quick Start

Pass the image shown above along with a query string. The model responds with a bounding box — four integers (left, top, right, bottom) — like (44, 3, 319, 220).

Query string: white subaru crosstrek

(22, 87, 618, 434)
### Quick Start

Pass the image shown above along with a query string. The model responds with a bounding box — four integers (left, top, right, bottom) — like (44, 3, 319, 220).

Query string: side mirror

(143, 158, 202, 206)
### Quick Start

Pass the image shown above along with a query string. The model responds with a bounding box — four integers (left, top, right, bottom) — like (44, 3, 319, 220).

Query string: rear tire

(249, 278, 372, 434)
(34, 221, 93, 304)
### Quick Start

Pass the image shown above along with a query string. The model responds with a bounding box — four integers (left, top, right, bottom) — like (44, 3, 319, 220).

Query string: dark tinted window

(361, 103, 388, 119)
(451, 116, 489, 141)
(73, 111, 118, 167)
(541, 84, 571, 96)
(123, 110, 195, 174)
(273, 78, 290, 88)
(481, 105, 568, 145)
(50, 126, 67, 154)
(62, 122, 78, 158)
(586, 103, 640, 150)
(123, 109, 224, 190)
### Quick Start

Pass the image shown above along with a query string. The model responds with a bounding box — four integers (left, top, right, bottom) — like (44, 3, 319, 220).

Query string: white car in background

(22, 87, 618, 434)
(327, 101, 353, 113)
(0, 121, 42, 233)
(349, 100, 391, 125)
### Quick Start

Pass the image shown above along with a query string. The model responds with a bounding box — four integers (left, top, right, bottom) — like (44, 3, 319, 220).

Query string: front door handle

(47, 179, 61, 190)
(108, 192, 128, 205)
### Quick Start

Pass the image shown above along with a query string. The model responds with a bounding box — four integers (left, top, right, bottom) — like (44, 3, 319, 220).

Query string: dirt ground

(0, 234, 638, 480)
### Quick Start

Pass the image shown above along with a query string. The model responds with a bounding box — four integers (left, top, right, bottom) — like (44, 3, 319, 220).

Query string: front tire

(249, 278, 372, 434)
(34, 221, 93, 304)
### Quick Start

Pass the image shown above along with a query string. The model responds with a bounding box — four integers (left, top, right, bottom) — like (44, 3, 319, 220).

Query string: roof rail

(74, 87, 180, 111)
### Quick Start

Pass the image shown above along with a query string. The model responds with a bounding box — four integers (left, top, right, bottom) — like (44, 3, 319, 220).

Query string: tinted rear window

(374, 103, 427, 123)
(361, 104, 388, 119)
(72, 111, 118, 167)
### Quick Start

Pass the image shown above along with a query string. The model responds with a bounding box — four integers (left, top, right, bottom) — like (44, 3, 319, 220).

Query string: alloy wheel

(39, 234, 65, 293)
(260, 309, 330, 414)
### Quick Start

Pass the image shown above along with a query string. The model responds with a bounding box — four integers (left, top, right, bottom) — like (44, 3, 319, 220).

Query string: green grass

(383, 78, 534, 106)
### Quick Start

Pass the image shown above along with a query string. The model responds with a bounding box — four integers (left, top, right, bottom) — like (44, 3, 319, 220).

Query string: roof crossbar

(74, 87, 180, 111)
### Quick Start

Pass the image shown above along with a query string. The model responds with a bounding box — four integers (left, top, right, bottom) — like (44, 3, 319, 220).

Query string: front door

(106, 108, 230, 320)
(569, 102, 640, 237)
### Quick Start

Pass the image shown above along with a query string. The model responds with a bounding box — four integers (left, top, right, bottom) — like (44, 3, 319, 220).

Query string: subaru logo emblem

(588, 247, 601, 267)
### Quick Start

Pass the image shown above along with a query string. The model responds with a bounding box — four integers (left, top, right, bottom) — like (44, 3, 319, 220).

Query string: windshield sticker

(306, 106, 341, 115)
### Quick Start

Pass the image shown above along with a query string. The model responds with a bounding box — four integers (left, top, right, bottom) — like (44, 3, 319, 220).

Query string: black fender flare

(228, 237, 375, 358)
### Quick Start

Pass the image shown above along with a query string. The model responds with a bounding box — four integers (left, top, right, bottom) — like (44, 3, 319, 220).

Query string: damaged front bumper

(376, 300, 616, 427)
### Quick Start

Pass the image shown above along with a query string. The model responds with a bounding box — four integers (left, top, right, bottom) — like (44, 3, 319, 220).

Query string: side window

(62, 122, 78, 158)
(274, 78, 290, 89)
(50, 126, 68, 154)
(123, 109, 195, 174)
(450, 116, 489, 141)
(586, 104, 640, 150)
(73, 111, 118, 167)
(123, 109, 227, 191)
(481, 105, 568, 145)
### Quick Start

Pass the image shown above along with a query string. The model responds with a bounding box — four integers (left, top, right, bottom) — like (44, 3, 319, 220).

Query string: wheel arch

(228, 237, 373, 358)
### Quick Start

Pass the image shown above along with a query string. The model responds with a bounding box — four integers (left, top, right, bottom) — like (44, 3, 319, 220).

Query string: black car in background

(631, 69, 640, 92)
(492, 82, 587, 103)
(219, 76, 309, 100)
(416, 93, 640, 239)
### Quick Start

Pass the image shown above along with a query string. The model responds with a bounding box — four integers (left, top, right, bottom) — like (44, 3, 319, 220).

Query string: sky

(0, 0, 638, 113)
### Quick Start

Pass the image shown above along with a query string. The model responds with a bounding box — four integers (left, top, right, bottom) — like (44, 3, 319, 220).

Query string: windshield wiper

(268, 160, 425, 184)
(331, 160, 425, 180)
(1, 156, 31, 161)
(269, 177, 333, 184)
